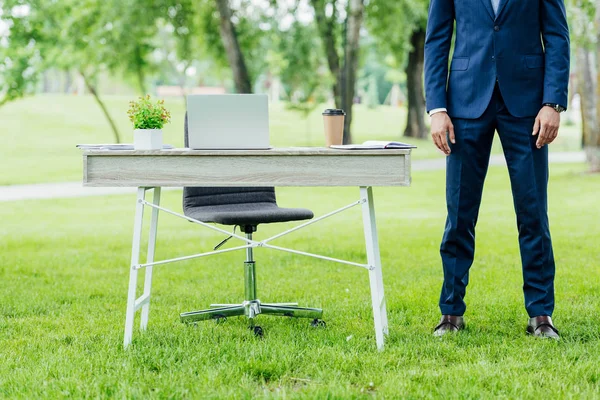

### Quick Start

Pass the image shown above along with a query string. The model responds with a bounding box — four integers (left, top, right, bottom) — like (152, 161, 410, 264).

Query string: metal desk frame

(82, 147, 412, 350)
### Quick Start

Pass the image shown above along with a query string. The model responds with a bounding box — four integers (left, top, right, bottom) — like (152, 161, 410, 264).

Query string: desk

(82, 148, 412, 350)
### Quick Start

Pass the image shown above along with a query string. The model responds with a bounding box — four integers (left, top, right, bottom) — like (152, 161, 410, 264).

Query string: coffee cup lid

(322, 109, 346, 116)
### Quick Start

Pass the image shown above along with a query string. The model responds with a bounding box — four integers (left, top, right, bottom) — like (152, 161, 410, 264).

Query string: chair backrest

(183, 112, 277, 210)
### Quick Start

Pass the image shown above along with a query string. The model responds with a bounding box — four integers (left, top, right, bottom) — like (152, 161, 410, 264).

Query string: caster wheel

(311, 319, 326, 328)
(250, 325, 264, 337)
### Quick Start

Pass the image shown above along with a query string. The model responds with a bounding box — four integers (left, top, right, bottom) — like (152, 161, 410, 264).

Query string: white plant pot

(134, 129, 163, 150)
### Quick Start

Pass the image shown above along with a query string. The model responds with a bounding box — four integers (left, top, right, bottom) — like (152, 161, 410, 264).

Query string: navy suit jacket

(424, 0, 570, 119)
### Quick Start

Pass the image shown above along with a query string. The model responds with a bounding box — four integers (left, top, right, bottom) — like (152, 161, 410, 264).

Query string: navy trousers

(439, 85, 556, 318)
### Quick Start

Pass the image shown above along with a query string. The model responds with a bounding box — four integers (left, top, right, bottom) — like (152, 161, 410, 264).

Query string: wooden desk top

(82, 147, 412, 188)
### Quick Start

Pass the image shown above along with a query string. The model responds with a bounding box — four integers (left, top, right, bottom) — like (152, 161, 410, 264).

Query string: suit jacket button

(494, 26, 500, 31)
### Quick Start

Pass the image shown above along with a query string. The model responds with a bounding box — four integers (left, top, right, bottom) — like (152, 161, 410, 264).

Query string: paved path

(0, 152, 587, 202)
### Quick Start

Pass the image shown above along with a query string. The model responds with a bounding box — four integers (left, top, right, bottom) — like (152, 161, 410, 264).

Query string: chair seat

(184, 202, 314, 226)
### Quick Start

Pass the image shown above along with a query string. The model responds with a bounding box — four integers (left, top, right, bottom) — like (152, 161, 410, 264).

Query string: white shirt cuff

(429, 108, 447, 117)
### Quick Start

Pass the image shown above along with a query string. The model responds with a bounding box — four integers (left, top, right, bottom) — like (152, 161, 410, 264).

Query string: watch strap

(543, 103, 566, 113)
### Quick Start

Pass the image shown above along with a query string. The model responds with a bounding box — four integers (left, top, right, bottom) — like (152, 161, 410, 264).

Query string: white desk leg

(140, 187, 161, 331)
(360, 186, 388, 351)
(124, 187, 146, 348)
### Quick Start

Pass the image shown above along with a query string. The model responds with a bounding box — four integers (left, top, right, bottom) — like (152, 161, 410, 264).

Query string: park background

(0, 0, 599, 398)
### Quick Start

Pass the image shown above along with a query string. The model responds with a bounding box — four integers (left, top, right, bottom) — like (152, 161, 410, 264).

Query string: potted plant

(127, 95, 171, 150)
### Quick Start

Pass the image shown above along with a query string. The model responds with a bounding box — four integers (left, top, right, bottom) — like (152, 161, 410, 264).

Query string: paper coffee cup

(322, 109, 346, 147)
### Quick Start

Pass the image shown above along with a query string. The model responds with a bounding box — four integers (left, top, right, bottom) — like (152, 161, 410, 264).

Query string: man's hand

(533, 106, 561, 149)
(431, 112, 455, 156)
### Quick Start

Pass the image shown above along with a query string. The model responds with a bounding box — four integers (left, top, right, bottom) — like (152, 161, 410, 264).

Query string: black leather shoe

(527, 316, 559, 340)
(433, 315, 465, 337)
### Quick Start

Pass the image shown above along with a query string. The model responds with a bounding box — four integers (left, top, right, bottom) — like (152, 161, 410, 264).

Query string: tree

(214, 0, 252, 93)
(52, 0, 125, 143)
(403, 27, 427, 139)
(1, 0, 193, 142)
(311, 0, 366, 144)
(101, 0, 166, 95)
(311, 0, 342, 107)
(358, 41, 392, 108)
(0, 0, 162, 142)
(0, 0, 126, 141)
(576, 48, 597, 150)
(275, 18, 328, 142)
(367, 0, 429, 140)
(568, 0, 600, 172)
(0, 0, 46, 106)
(152, 0, 202, 105)
(594, 0, 600, 171)
(341, 0, 366, 144)
(196, 0, 272, 94)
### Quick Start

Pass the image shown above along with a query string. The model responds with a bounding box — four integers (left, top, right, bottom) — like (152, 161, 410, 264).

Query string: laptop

(186, 94, 270, 150)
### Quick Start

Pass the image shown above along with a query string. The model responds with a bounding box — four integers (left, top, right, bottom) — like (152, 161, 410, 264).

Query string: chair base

(180, 300, 323, 323)
(180, 232, 323, 329)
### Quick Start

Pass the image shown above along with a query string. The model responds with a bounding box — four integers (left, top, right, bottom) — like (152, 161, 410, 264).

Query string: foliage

(0, 0, 165, 143)
(98, 0, 160, 93)
(366, 0, 429, 139)
(0, 0, 48, 105)
(127, 95, 171, 130)
(365, 0, 429, 70)
(195, 1, 229, 71)
(358, 40, 394, 105)
(567, 0, 597, 48)
(0, 0, 170, 102)
(364, 75, 380, 108)
(195, 0, 271, 91)
(277, 19, 329, 117)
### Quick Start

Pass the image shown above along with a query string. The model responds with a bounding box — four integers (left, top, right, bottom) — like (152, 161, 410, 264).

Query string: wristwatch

(543, 103, 566, 113)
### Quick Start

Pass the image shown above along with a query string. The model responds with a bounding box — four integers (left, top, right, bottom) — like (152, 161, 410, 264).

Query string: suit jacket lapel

(479, 0, 495, 21)
(495, 0, 510, 20)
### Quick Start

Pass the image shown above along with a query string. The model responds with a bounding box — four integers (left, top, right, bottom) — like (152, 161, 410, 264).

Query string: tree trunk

(404, 28, 427, 139)
(593, 0, 600, 172)
(215, 0, 252, 94)
(341, 0, 365, 144)
(578, 48, 596, 147)
(311, 0, 364, 144)
(311, 0, 342, 108)
(578, 47, 600, 172)
(80, 71, 122, 144)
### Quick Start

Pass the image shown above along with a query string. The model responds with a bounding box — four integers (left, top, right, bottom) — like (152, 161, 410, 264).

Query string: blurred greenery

(0, 0, 595, 152)
(0, 95, 583, 186)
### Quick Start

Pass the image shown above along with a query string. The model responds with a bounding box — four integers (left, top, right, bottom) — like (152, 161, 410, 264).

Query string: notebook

(330, 141, 416, 150)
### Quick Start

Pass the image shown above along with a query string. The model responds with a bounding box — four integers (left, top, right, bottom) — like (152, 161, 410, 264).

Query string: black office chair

(180, 114, 324, 336)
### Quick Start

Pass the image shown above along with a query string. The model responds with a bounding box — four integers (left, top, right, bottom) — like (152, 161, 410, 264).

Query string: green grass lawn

(1, 163, 599, 398)
(0, 94, 583, 186)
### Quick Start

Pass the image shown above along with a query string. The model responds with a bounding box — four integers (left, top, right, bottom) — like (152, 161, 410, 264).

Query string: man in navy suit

(424, 0, 570, 339)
